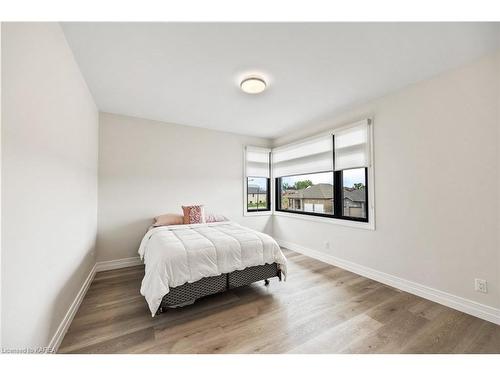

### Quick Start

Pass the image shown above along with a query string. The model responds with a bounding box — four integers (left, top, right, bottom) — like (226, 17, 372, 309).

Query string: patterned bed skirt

(157, 263, 281, 313)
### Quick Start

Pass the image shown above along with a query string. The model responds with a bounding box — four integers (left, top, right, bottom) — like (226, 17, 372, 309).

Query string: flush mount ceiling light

(240, 76, 267, 94)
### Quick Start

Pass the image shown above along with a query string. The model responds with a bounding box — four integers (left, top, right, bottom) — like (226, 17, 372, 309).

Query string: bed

(138, 221, 287, 316)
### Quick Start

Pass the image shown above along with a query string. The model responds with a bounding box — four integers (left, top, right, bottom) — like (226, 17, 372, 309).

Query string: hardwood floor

(58, 249, 500, 354)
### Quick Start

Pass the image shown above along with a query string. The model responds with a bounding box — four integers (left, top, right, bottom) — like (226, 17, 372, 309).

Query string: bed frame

(157, 263, 282, 314)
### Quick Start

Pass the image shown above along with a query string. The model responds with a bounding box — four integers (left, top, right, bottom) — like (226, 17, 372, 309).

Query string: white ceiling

(62, 23, 500, 139)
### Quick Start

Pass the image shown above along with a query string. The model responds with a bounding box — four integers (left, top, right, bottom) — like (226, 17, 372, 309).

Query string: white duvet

(138, 221, 287, 316)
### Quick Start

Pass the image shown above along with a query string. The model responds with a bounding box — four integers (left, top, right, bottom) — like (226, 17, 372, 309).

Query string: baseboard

(48, 263, 97, 353)
(49, 256, 143, 353)
(95, 256, 142, 272)
(276, 239, 500, 326)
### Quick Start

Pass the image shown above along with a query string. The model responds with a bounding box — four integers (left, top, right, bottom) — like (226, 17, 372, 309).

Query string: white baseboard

(95, 256, 142, 272)
(49, 256, 143, 353)
(48, 263, 97, 353)
(276, 239, 500, 326)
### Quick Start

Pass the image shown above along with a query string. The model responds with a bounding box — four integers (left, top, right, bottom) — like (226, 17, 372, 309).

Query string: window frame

(243, 146, 272, 216)
(275, 169, 368, 223)
(274, 170, 334, 219)
(334, 167, 369, 222)
(274, 133, 370, 224)
(246, 176, 271, 213)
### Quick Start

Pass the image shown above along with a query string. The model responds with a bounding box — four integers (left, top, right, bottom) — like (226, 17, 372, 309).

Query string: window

(245, 146, 271, 212)
(275, 120, 370, 222)
(341, 168, 368, 220)
(278, 172, 334, 215)
(247, 177, 270, 211)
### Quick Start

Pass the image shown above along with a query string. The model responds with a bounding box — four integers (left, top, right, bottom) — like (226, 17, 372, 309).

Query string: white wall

(97, 112, 272, 262)
(1, 23, 98, 349)
(273, 52, 500, 310)
(0, 22, 3, 348)
(498, 52, 500, 314)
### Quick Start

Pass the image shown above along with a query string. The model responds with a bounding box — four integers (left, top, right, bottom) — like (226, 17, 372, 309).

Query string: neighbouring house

(247, 184, 268, 208)
(282, 183, 366, 216)
(343, 187, 366, 217)
(282, 183, 334, 213)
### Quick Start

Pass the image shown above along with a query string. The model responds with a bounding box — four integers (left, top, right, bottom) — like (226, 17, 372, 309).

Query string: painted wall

(97, 112, 272, 262)
(1, 23, 98, 349)
(273, 52, 500, 310)
(0, 22, 3, 348)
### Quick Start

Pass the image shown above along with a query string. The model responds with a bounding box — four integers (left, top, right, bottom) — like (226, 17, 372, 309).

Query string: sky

(342, 168, 366, 187)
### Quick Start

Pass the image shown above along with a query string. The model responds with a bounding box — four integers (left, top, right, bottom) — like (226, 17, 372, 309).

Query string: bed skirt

(157, 263, 281, 313)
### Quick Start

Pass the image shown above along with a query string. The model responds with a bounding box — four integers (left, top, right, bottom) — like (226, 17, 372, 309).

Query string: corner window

(245, 146, 271, 213)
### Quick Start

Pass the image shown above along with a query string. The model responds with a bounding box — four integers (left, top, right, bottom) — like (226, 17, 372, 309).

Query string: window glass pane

(247, 177, 269, 211)
(342, 168, 367, 219)
(279, 172, 333, 215)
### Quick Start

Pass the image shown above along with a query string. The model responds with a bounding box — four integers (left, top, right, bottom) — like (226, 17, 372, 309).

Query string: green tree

(353, 183, 364, 190)
(294, 180, 313, 190)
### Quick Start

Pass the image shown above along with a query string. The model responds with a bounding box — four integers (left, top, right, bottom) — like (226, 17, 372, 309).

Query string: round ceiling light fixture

(240, 76, 267, 94)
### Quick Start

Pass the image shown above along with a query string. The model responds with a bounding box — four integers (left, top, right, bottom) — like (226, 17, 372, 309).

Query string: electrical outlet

(324, 241, 330, 249)
(475, 278, 488, 293)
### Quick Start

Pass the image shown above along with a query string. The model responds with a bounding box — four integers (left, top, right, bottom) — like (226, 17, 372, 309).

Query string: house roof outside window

(343, 187, 366, 203)
(248, 185, 266, 194)
(283, 183, 365, 203)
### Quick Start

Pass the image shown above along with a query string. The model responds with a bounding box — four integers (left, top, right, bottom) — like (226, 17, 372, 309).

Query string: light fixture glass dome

(240, 77, 267, 94)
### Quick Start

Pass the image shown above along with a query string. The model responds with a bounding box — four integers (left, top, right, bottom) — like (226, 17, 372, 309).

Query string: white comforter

(138, 221, 287, 316)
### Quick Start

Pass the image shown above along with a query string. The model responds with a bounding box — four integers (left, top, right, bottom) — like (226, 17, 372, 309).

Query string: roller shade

(273, 135, 333, 177)
(245, 146, 270, 178)
(334, 120, 370, 171)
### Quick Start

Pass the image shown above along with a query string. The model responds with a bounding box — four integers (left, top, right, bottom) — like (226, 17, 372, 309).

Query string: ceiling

(62, 23, 500, 139)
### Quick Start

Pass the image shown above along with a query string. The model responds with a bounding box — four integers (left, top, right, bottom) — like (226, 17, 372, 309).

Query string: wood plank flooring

(58, 249, 500, 353)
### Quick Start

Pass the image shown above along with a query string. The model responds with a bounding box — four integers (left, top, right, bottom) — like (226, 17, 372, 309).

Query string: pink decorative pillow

(182, 205, 206, 224)
(153, 213, 184, 227)
(182, 206, 191, 224)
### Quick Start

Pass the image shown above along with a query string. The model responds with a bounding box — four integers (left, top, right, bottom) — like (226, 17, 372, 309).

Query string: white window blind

(334, 120, 370, 171)
(273, 135, 333, 177)
(245, 146, 271, 178)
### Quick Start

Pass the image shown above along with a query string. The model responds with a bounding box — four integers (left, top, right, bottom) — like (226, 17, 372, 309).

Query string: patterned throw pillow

(182, 205, 206, 224)
(181, 206, 191, 224)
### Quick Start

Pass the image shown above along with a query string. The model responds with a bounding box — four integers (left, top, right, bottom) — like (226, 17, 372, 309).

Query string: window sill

(273, 211, 375, 230)
(244, 211, 272, 217)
